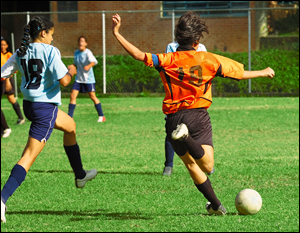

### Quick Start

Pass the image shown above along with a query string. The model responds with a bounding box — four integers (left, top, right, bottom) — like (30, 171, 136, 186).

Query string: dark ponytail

(17, 25, 30, 57)
(17, 16, 54, 57)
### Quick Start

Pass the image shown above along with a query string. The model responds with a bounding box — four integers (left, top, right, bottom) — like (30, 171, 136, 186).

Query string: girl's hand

(263, 67, 275, 79)
(68, 64, 77, 76)
(84, 65, 90, 71)
(112, 14, 121, 35)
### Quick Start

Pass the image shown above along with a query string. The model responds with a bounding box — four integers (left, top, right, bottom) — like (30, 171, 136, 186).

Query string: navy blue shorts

(23, 100, 58, 142)
(72, 82, 96, 93)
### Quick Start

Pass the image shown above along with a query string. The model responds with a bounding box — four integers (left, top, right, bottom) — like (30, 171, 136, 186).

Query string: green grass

(1, 97, 299, 232)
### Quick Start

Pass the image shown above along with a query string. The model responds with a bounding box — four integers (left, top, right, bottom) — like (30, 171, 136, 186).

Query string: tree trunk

(255, 1, 268, 50)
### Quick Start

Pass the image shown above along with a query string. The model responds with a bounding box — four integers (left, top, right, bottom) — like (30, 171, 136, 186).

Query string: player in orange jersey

(1, 37, 25, 126)
(112, 12, 274, 215)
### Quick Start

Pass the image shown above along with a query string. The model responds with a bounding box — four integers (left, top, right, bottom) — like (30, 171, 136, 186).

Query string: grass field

(1, 96, 299, 232)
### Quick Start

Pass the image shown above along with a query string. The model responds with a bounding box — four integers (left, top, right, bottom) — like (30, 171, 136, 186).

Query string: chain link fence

(1, 6, 299, 97)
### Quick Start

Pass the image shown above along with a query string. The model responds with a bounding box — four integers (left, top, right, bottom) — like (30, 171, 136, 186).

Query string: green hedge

(15, 49, 299, 97)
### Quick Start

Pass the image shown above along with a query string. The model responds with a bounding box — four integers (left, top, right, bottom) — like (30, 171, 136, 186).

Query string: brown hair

(78, 36, 87, 43)
(175, 11, 209, 46)
(17, 16, 54, 57)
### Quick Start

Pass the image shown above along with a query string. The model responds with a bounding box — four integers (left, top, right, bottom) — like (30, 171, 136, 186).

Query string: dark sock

(64, 143, 86, 179)
(12, 102, 24, 120)
(164, 137, 174, 167)
(194, 177, 221, 211)
(68, 104, 76, 118)
(95, 103, 104, 116)
(184, 135, 205, 159)
(1, 164, 27, 204)
(1, 109, 9, 130)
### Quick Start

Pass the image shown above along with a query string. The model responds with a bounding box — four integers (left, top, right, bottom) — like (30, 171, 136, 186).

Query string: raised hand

(112, 14, 121, 35)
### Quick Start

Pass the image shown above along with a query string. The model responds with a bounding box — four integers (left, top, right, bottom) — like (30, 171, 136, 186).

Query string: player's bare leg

(70, 89, 79, 105)
(1, 136, 45, 223)
(17, 136, 46, 172)
(68, 89, 79, 117)
(179, 151, 226, 215)
(194, 145, 214, 174)
(172, 123, 214, 175)
(88, 91, 100, 105)
(54, 109, 97, 188)
(179, 152, 207, 184)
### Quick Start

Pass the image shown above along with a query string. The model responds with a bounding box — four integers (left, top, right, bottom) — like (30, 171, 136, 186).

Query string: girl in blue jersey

(1, 16, 97, 223)
(68, 36, 105, 122)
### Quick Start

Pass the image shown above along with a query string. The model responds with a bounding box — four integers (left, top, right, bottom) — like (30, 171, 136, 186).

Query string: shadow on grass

(30, 169, 162, 176)
(8, 209, 153, 221)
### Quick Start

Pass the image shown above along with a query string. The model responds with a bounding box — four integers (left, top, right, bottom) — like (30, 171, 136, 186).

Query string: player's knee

(67, 119, 76, 135)
(202, 163, 214, 174)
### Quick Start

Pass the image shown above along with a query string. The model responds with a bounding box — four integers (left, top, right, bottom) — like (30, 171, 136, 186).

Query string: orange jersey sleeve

(144, 51, 244, 114)
(1, 52, 13, 67)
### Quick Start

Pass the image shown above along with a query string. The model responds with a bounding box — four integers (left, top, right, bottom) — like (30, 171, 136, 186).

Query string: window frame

(160, 1, 250, 18)
(57, 1, 78, 22)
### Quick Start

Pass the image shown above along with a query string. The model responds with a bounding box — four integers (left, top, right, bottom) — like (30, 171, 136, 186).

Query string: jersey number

(177, 65, 203, 87)
(20, 59, 44, 89)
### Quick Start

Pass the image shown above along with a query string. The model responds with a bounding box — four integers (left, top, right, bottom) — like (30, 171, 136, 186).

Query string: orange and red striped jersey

(144, 50, 244, 114)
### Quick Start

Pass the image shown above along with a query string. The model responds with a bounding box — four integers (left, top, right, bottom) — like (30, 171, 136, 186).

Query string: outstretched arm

(112, 14, 146, 61)
(242, 67, 275, 79)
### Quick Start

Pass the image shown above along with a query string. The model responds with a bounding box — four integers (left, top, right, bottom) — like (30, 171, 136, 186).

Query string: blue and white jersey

(165, 41, 207, 53)
(74, 48, 98, 84)
(1, 43, 68, 105)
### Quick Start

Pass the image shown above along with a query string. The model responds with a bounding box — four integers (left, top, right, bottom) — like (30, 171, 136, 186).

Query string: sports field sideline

(1, 97, 299, 232)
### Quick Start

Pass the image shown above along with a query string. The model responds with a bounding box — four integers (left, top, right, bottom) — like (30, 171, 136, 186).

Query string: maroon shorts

(165, 108, 213, 156)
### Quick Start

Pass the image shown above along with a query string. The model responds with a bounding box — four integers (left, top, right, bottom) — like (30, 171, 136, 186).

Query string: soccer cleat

(15, 118, 25, 125)
(207, 167, 215, 176)
(171, 123, 188, 141)
(2, 128, 12, 138)
(162, 166, 173, 176)
(1, 198, 6, 223)
(97, 116, 106, 122)
(206, 202, 227, 215)
(75, 169, 98, 188)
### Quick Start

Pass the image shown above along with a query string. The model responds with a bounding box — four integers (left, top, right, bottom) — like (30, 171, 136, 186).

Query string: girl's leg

(7, 94, 25, 123)
(88, 91, 104, 117)
(68, 89, 79, 117)
(54, 109, 97, 184)
(1, 109, 10, 133)
(178, 151, 221, 211)
(1, 136, 46, 206)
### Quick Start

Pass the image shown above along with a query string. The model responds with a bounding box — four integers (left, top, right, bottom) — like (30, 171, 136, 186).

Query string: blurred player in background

(68, 36, 105, 122)
(1, 16, 97, 223)
(112, 12, 274, 215)
(1, 76, 12, 138)
(1, 37, 25, 125)
(163, 41, 207, 176)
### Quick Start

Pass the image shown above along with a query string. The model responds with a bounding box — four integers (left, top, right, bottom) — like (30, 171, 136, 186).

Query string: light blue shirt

(1, 43, 68, 105)
(165, 41, 207, 53)
(74, 48, 98, 84)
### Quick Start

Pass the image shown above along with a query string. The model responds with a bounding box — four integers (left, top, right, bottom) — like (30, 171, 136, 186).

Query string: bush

(15, 49, 299, 97)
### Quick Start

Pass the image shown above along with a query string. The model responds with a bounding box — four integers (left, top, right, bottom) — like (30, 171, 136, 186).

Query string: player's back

(15, 43, 67, 105)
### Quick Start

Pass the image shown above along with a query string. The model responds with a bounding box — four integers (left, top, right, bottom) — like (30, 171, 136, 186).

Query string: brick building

(50, 1, 256, 56)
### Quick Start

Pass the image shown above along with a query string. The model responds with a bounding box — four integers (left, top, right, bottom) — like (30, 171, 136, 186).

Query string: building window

(57, 1, 78, 22)
(161, 1, 250, 17)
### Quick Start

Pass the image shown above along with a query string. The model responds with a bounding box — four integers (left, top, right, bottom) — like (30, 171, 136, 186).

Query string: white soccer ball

(235, 189, 262, 215)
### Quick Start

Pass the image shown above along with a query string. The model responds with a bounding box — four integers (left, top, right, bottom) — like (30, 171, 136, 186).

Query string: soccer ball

(235, 189, 262, 215)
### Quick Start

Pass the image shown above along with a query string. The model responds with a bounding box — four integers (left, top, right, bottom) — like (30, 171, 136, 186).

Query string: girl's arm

(112, 14, 146, 61)
(59, 64, 77, 87)
(84, 62, 95, 71)
(242, 67, 275, 79)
